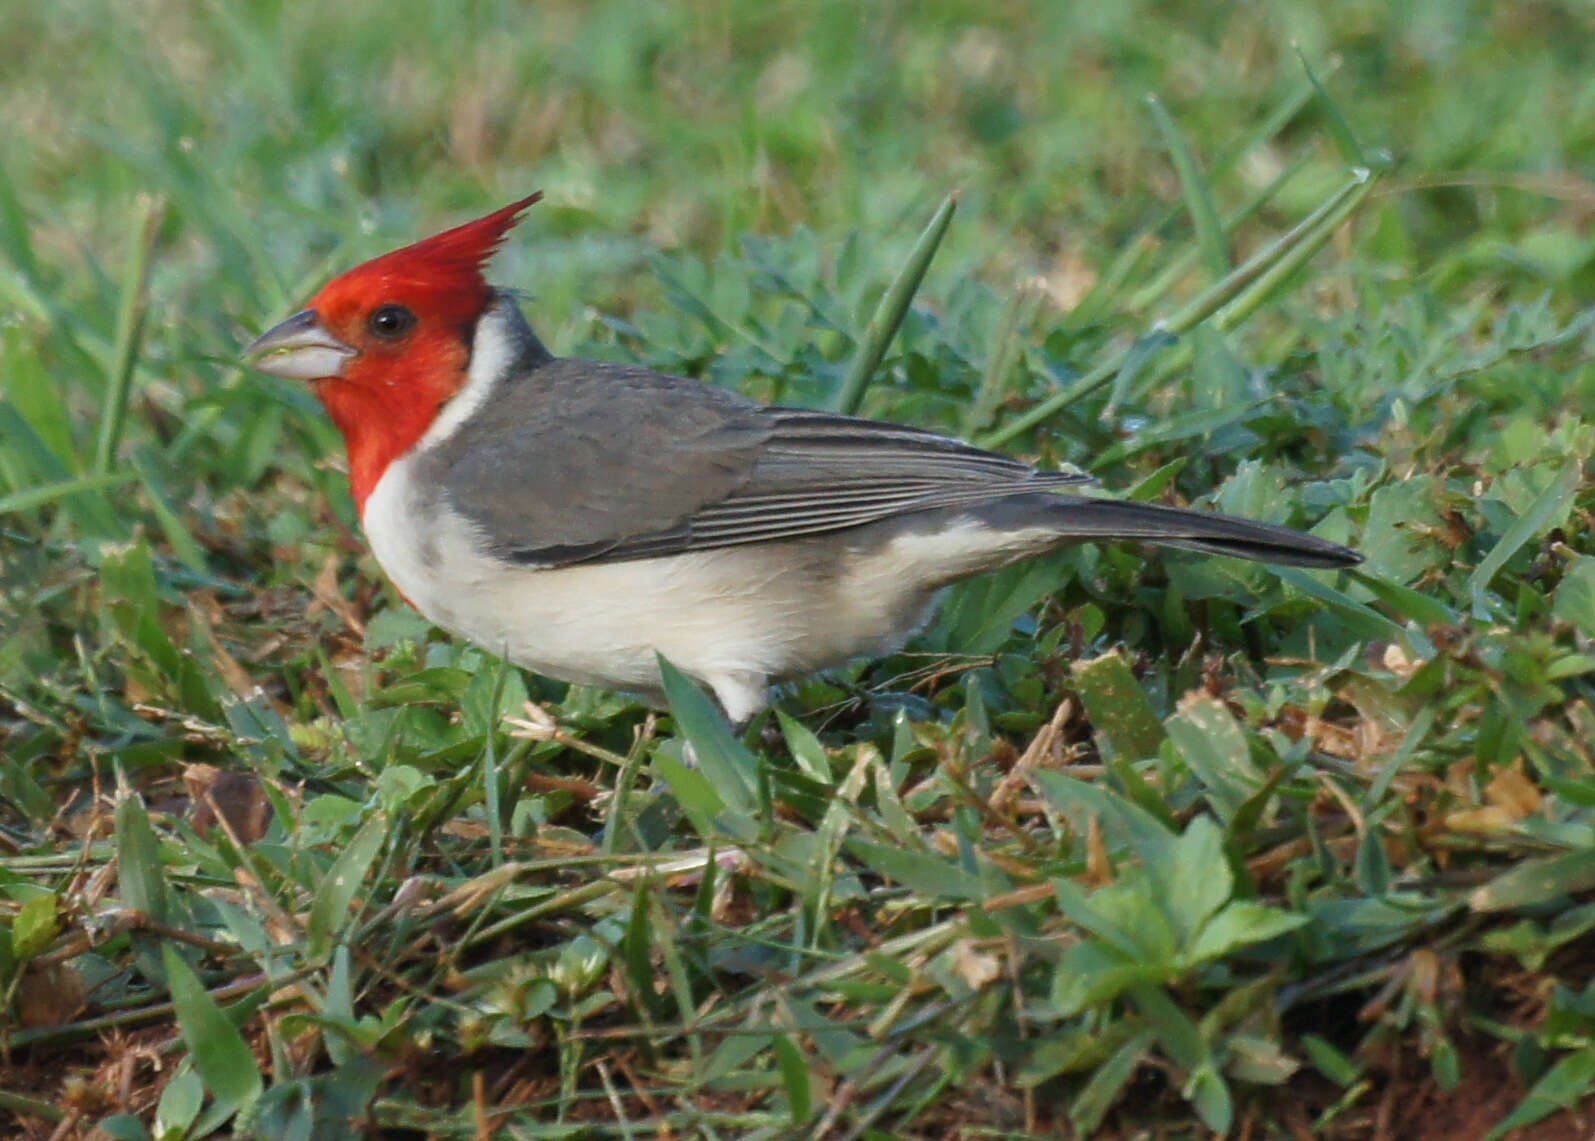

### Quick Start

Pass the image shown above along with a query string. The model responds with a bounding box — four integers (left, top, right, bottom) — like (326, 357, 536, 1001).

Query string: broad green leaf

(1015, 1024, 1110, 1087)
(1131, 982, 1206, 1071)
(929, 556, 1063, 653)
(155, 1065, 203, 1140)
(850, 839, 983, 900)
(1360, 477, 1442, 583)
(1033, 770, 1177, 868)
(772, 1034, 812, 1124)
(1164, 815, 1232, 942)
(307, 812, 388, 959)
(460, 656, 530, 736)
(1051, 940, 1158, 1017)
(1186, 902, 1308, 965)
(371, 764, 430, 813)
(1226, 1033, 1301, 1085)
(1132, 983, 1233, 1134)
(1164, 698, 1256, 821)
(1553, 556, 1595, 637)
(324, 946, 355, 1065)
(1072, 650, 1166, 760)
(869, 757, 919, 845)
(658, 655, 758, 814)
(1187, 1064, 1235, 1136)
(1354, 821, 1392, 896)
(652, 748, 759, 842)
(776, 710, 832, 781)
(93, 1115, 151, 1141)
(1059, 877, 1178, 967)
(1470, 849, 1595, 913)
(1486, 1047, 1595, 1141)
(13, 893, 59, 960)
(161, 944, 262, 1126)
(1051, 878, 1141, 960)
(1468, 464, 1578, 616)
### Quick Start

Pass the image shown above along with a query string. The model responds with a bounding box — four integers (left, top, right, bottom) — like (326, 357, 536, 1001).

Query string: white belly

(362, 453, 1059, 722)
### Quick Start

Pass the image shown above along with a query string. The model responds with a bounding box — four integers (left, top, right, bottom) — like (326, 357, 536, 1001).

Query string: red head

(247, 193, 542, 508)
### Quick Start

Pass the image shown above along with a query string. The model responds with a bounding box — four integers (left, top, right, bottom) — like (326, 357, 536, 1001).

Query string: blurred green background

(7, 0, 1594, 333)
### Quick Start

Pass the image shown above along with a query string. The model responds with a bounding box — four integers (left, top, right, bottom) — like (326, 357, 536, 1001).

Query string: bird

(246, 194, 1361, 728)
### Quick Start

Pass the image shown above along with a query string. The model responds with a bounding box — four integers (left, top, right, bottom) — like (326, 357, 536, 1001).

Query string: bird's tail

(1033, 494, 1361, 569)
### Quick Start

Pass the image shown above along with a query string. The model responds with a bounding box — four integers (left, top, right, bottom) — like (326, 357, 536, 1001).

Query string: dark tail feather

(1040, 495, 1361, 569)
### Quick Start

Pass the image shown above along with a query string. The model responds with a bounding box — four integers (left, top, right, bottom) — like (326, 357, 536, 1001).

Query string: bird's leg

(706, 671, 769, 738)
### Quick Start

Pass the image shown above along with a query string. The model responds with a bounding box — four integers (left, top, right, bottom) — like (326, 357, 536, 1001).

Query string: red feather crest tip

(346, 192, 543, 293)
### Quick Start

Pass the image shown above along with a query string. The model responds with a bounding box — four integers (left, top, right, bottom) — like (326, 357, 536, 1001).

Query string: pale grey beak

(244, 310, 356, 380)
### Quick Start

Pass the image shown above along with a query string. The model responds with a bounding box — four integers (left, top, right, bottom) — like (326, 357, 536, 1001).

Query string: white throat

(415, 296, 526, 452)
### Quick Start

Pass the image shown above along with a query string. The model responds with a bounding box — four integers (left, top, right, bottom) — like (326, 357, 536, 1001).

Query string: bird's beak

(244, 310, 356, 380)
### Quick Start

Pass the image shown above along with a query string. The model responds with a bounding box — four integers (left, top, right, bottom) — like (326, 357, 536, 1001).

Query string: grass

(4, 1, 1595, 1137)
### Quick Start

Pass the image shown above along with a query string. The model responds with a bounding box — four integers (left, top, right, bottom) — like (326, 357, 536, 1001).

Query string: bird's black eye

(367, 304, 416, 340)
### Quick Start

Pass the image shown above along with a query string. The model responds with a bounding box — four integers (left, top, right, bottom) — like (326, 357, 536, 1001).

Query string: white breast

(363, 456, 1055, 725)
(362, 454, 819, 722)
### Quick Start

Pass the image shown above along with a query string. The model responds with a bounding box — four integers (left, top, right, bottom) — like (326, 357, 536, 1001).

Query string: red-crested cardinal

(246, 195, 1360, 726)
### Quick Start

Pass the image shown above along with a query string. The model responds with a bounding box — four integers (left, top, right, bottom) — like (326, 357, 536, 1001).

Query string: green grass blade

(1069, 1028, 1155, 1136)
(1062, 231, 1156, 330)
(1296, 48, 1367, 167)
(130, 447, 208, 573)
(0, 163, 41, 283)
(93, 195, 163, 474)
(979, 168, 1379, 448)
(1170, 166, 1377, 334)
(964, 283, 1040, 435)
(1146, 94, 1228, 278)
(1118, 83, 1316, 317)
(1210, 166, 1381, 333)
(1350, 569, 1458, 627)
(1467, 464, 1579, 617)
(1121, 76, 1315, 292)
(1123, 149, 1309, 314)
(1226, 75, 1317, 164)
(0, 470, 138, 515)
(831, 191, 957, 416)
(1271, 566, 1405, 640)
(115, 788, 169, 925)
(1120, 165, 1383, 410)
(482, 655, 512, 867)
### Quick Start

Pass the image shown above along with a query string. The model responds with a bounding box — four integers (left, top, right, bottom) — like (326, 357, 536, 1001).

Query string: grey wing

(434, 359, 1087, 568)
(427, 359, 772, 565)
(579, 407, 1090, 563)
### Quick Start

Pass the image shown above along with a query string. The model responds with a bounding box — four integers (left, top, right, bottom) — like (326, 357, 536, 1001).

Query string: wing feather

(431, 354, 1085, 568)
(586, 408, 1087, 562)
